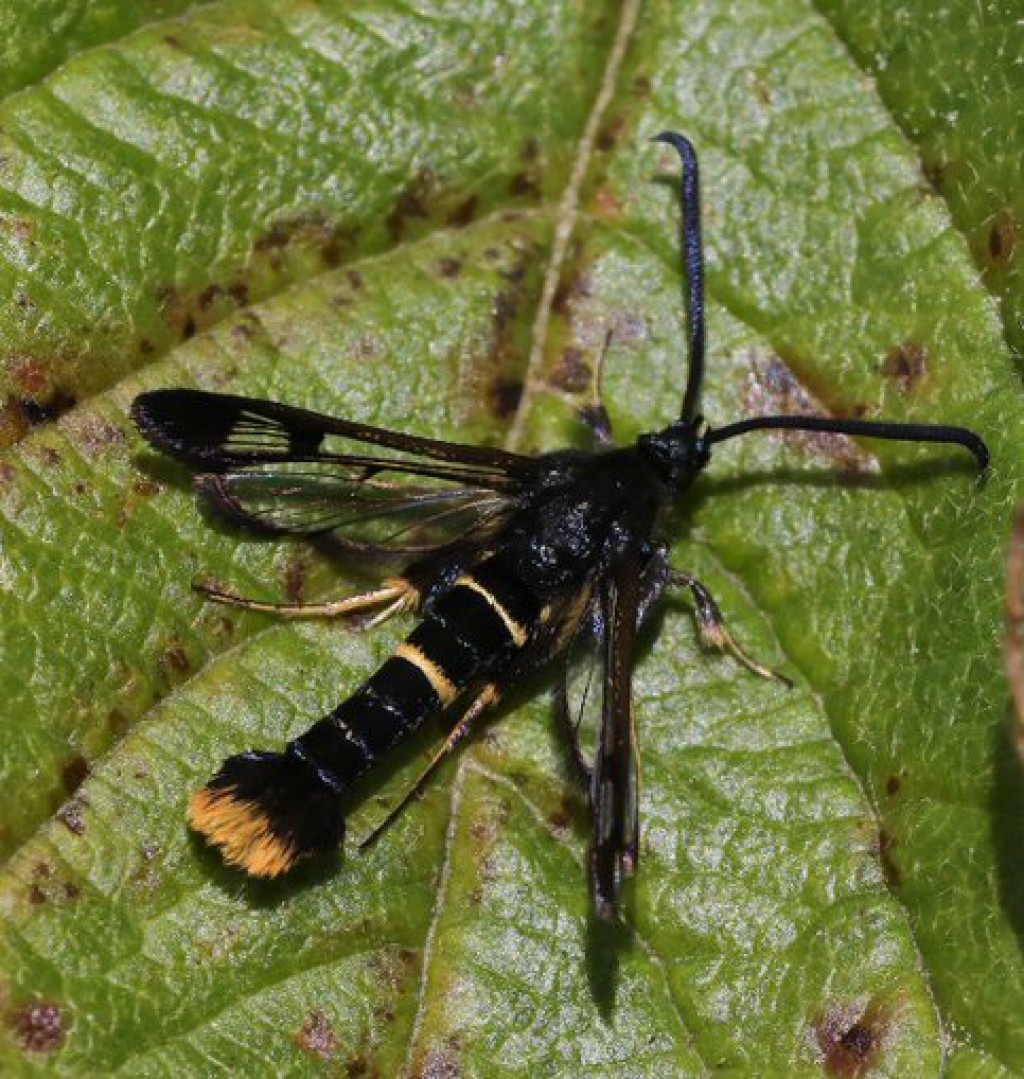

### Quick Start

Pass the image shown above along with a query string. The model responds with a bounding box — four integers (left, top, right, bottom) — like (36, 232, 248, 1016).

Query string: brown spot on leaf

(988, 209, 1017, 269)
(470, 818, 499, 847)
(744, 354, 873, 472)
(876, 828, 900, 887)
(296, 1011, 339, 1060)
(596, 116, 625, 152)
(374, 1003, 397, 1025)
(921, 155, 947, 192)
(593, 186, 623, 219)
(12, 1000, 67, 1053)
(448, 194, 478, 229)
(501, 261, 527, 284)
(198, 284, 223, 312)
(160, 638, 191, 679)
(414, 1043, 462, 1079)
(60, 755, 89, 795)
(283, 557, 309, 605)
(139, 338, 156, 356)
(551, 267, 594, 317)
(1005, 507, 1024, 759)
(0, 403, 30, 445)
(254, 214, 348, 272)
(157, 284, 198, 341)
(132, 478, 161, 498)
(885, 775, 900, 796)
(437, 257, 463, 279)
(74, 414, 127, 458)
(520, 136, 540, 162)
(321, 232, 343, 268)
(5, 217, 34, 244)
(346, 1051, 372, 1077)
(228, 281, 250, 306)
(882, 342, 928, 394)
(815, 998, 892, 1077)
(231, 311, 263, 343)
(108, 708, 130, 737)
(486, 377, 522, 419)
(28, 883, 46, 906)
(11, 359, 46, 395)
(550, 347, 592, 394)
(386, 171, 434, 242)
(57, 795, 88, 836)
(493, 289, 518, 327)
(632, 73, 652, 97)
(510, 171, 540, 200)
(346, 270, 364, 291)
(16, 387, 77, 427)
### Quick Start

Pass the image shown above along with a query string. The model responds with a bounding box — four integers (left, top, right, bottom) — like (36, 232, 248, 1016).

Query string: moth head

(637, 419, 711, 490)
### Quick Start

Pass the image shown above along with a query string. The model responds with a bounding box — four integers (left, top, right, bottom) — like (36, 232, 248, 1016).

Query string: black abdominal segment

(294, 555, 538, 792)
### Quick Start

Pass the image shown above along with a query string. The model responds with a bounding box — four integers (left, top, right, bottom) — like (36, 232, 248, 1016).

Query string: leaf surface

(0, 1, 1020, 1075)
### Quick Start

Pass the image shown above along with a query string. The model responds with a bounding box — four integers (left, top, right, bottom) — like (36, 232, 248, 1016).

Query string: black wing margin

(131, 389, 532, 480)
(589, 556, 643, 920)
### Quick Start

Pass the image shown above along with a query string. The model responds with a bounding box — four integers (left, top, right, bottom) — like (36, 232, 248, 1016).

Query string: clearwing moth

(132, 133, 988, 919)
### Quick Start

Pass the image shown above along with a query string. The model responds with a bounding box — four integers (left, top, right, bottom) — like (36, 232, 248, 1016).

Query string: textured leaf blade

(0, 0, 607, 436)
(0, 0, 1020, 1075)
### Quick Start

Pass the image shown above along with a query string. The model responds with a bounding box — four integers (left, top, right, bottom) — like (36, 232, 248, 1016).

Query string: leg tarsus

(668, 570, 792, 688)
(192, 577, 417, 625)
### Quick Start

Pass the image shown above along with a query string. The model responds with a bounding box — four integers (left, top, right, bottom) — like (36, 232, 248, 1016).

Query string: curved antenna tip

(652, 131, 697, 158)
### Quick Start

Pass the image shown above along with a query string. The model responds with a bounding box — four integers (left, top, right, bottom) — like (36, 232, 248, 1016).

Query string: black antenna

(708, 414, 990, 472)
(654, 131, 705, 424)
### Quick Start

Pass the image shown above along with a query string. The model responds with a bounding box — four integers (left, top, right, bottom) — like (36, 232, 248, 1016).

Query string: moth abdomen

(190, 558, 544, 876)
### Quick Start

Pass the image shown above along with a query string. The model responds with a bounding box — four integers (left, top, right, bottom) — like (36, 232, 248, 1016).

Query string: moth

(132, 133, 988, 918)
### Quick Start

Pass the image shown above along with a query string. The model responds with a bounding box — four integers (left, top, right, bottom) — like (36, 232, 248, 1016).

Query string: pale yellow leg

(669, 570, 792, 687)
(192, 577, 418, 622)
(358, 683, 500, 851)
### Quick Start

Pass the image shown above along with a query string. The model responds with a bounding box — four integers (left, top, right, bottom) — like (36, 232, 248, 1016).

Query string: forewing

(590, 557, 642, 920)
(132, 387, 532, 555)
(131, 388, 533, 486)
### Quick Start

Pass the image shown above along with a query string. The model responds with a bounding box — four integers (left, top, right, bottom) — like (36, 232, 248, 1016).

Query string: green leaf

(0, 1, 1019, 1075)
(0, 2, 214, 99)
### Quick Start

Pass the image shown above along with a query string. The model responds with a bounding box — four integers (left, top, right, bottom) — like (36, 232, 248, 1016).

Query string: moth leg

(556, 551, 670, 796)
(358, 682, 500, 851)
(192, 576, 419, 626)
(668, 570, 792, 687)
